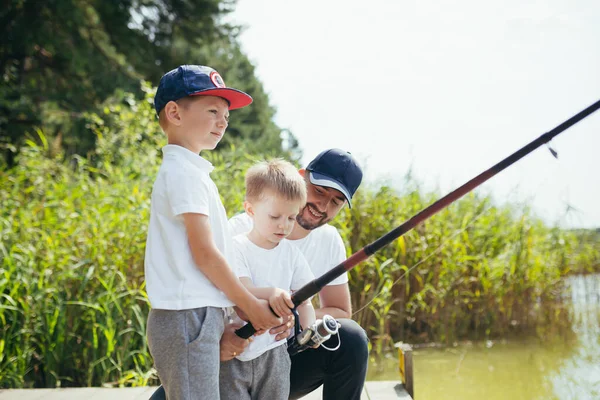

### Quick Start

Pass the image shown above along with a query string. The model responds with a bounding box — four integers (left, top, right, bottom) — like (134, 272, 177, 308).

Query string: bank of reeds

(336, 185, 597, 355)
(1, 93, 598, 387)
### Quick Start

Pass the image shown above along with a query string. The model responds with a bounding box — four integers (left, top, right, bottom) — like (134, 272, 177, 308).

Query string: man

(151, 148, 368, 399)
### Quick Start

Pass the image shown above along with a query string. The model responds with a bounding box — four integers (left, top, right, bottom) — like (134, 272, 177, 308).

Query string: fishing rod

(236, 98, 600, 340)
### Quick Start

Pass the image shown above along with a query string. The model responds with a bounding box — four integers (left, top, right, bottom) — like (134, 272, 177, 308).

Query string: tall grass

(1, 90, 598, 387)
(335, 184, 596, 352)
(0, 138, 153, 387)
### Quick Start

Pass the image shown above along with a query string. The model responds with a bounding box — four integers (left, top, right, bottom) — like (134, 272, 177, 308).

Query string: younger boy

(219, 159, 316, 400)
(145, 65, 281, 400)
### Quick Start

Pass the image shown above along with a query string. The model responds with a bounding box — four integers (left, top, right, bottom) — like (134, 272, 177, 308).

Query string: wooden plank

(0, 387, 157, 400)
(396, 342, 414, 399)
(0, 382, 412, 400)
(302, 381, 411, 399)
(363, 382, 413, 399)
(402, 344, 414, 399)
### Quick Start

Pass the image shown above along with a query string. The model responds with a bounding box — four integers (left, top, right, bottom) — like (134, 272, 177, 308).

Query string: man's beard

(296, 203, 329, 230)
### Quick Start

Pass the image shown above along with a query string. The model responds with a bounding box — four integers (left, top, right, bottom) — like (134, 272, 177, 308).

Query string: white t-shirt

(144, 145, 234, 310)
(232, 234, 315, 361)
(229, 212, 349, 285)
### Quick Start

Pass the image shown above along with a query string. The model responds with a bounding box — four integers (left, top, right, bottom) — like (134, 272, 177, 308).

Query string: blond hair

(245, 159, 307, 204)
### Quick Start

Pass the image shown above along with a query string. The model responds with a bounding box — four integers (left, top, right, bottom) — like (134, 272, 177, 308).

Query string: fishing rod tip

(546, 145, 559, 159)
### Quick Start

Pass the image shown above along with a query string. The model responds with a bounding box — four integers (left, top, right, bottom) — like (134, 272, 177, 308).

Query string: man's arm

(313, 227, 353, 319)
(297, 301, 316, 329)
(183, 213, 281, 330)
(317, 282, 352, 319)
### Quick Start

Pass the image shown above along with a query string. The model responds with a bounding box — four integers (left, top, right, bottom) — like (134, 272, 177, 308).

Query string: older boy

(145, 65, 280, 400)
(220, 159, 316, 399)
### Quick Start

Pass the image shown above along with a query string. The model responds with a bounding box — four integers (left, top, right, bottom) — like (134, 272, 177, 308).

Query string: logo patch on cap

(210, 71, 226, 88)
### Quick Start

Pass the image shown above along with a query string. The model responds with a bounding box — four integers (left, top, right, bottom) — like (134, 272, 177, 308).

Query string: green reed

(334, 183, 597, 354)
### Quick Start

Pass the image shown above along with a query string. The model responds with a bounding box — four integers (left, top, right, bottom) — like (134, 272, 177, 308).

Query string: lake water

(367, 274, 600, 400)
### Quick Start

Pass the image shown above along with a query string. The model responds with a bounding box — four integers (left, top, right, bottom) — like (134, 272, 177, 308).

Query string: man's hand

(269, 288, 294, 318)
(220, 323, 252, 361)
(269, 314, 295, 341)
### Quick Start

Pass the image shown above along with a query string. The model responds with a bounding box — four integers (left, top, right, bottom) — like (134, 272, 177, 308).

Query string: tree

(0, 0, 297, 163)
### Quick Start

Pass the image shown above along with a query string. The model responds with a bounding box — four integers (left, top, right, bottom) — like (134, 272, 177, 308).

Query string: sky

(229, 0, 600, 228)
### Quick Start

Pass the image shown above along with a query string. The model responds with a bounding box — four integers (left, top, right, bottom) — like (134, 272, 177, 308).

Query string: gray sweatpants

(147, 307, 225, 400)
(219, 345, 291, 400)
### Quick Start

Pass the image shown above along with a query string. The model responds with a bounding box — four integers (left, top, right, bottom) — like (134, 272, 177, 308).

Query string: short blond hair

(245, 159, 307, 204)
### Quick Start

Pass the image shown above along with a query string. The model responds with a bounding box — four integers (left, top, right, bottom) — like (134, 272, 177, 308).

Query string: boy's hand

(243, 298, 282, 331)
(269, 288, 294, 318)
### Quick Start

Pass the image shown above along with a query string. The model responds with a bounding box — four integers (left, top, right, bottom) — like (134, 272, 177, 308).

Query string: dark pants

(288, 318, 369, 400)
(149, 319, 369, 400)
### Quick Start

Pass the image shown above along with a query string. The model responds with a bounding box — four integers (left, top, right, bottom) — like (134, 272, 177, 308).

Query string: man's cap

(306, 149, 363, 208)
(154, 65, 253, 115)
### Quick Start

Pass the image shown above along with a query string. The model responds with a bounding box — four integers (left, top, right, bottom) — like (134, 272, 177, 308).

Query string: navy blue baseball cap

(154, 65, 253, 115)
(306, 149, 363, 208)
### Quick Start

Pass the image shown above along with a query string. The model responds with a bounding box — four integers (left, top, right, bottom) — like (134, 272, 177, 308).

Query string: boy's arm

(239, 277, 294, 318)
(238, 277, 277, 300)
(183, 213, 281, 330)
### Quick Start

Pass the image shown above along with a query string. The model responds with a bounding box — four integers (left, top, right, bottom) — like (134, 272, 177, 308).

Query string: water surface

(367, 274, 600, 400)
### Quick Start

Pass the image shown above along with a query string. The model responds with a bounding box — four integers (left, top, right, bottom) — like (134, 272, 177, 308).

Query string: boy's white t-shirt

(232, 234, 315, 361)
(145, 145, 234, 310)
(229, 212, 349, 285)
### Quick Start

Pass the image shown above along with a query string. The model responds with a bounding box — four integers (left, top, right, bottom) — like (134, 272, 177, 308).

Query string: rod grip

(234, 322, 256, 339)
(234, 304, 279, 339)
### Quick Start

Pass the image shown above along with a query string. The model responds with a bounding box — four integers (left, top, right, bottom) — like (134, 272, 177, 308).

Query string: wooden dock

(0, 345, 414, 399)
(0, 381, 411, 399)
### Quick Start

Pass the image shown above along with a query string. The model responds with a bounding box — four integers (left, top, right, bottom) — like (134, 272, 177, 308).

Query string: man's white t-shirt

(232, 234, 315, 361)
(145, 145, 234, 310)
(229, 212, 349, 285)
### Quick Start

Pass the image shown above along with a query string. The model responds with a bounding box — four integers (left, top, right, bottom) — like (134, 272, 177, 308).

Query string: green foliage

(0, 122, 155, 386)
(0, 0, 296, 161)
(333, 183, 598, 355)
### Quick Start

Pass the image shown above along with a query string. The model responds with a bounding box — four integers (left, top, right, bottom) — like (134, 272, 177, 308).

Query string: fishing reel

(287, 309, 341, 356)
